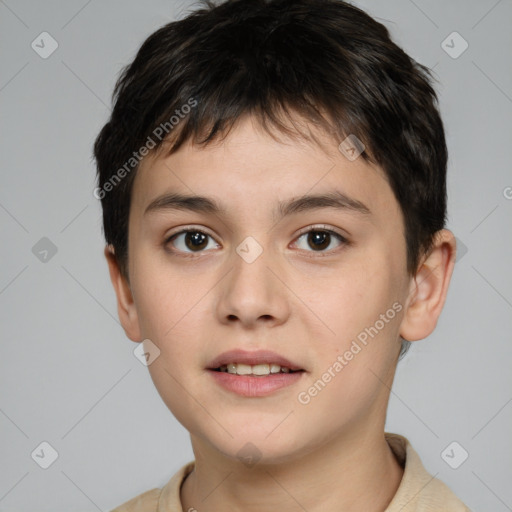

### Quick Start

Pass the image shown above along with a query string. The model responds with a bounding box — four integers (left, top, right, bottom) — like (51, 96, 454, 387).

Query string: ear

(399, 229, 457, 342)
(104, 245, 142, 342)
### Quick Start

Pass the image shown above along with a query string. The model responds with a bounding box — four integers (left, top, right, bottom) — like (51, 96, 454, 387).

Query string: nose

(215, 242, 291, 329)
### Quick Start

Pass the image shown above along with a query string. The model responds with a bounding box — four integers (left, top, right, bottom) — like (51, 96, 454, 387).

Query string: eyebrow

(144, 190, 371, 219)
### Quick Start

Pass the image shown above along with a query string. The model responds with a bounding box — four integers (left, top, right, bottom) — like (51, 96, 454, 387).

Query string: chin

(201, 427, 312, 467)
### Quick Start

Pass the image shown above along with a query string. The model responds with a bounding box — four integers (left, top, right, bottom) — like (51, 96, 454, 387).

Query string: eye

(165, 228, 219, 254)
(293, 226, 348, 253)
(164, 225, 348, 256)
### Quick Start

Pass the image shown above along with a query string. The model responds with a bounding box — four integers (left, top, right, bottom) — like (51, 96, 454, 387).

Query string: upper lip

(207, 349, 304, 371)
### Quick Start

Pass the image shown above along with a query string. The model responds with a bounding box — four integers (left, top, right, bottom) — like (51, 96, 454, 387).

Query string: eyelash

(164, 225, 349, 258)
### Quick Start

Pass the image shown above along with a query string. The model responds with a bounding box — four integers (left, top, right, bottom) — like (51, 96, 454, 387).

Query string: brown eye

(307, 231, 331, 251)
(167, 230, 218, 253)
(294, 228, 347, 253)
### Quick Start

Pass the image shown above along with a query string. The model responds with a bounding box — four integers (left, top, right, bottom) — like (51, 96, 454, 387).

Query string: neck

(180, 429, 404, 512)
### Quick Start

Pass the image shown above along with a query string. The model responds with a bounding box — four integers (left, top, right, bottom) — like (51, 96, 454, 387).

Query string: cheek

(300, 261, 403, 390)
(145, 356, 204, 437)
(302, 266, 389, 342)
(295, 312, 402, 431)
(131, 251, 205, 340)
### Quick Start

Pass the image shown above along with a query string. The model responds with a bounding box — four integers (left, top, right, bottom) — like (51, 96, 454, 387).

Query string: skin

(105, 114, 456, 512)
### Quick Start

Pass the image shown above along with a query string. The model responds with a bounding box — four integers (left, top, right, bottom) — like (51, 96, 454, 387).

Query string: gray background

(1, 0, 511, 510)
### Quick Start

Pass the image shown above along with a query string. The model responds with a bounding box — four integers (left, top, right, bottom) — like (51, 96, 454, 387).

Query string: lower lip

(208, 369, 305, 397)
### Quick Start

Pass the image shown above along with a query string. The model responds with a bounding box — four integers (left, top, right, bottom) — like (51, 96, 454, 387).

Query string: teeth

(270, 364, 281, 373)
(220, 363, 297, 375)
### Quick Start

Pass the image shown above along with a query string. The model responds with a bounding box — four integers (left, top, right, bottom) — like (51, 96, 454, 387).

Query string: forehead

(131, 116, 398, 224)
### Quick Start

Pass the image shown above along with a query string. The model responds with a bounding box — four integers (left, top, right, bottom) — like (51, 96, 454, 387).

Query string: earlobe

(104, 245, 142, 342)
(399, 229, 457, 342)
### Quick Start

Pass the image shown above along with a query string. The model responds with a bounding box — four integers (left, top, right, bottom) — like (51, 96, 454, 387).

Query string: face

(118, 115, 415, 464)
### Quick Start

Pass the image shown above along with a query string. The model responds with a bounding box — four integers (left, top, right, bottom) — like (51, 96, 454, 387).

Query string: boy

(94, 0, 469, 509)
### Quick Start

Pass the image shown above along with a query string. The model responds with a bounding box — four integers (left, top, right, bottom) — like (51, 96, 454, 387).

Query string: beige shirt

(111, 433, 470, 511)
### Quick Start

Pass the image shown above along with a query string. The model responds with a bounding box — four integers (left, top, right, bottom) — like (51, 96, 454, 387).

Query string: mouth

(206, 349, 306, 375)
(206, 349, 306, 396)
(208, 363, 305, 397)
(210, 363, 305, 377)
